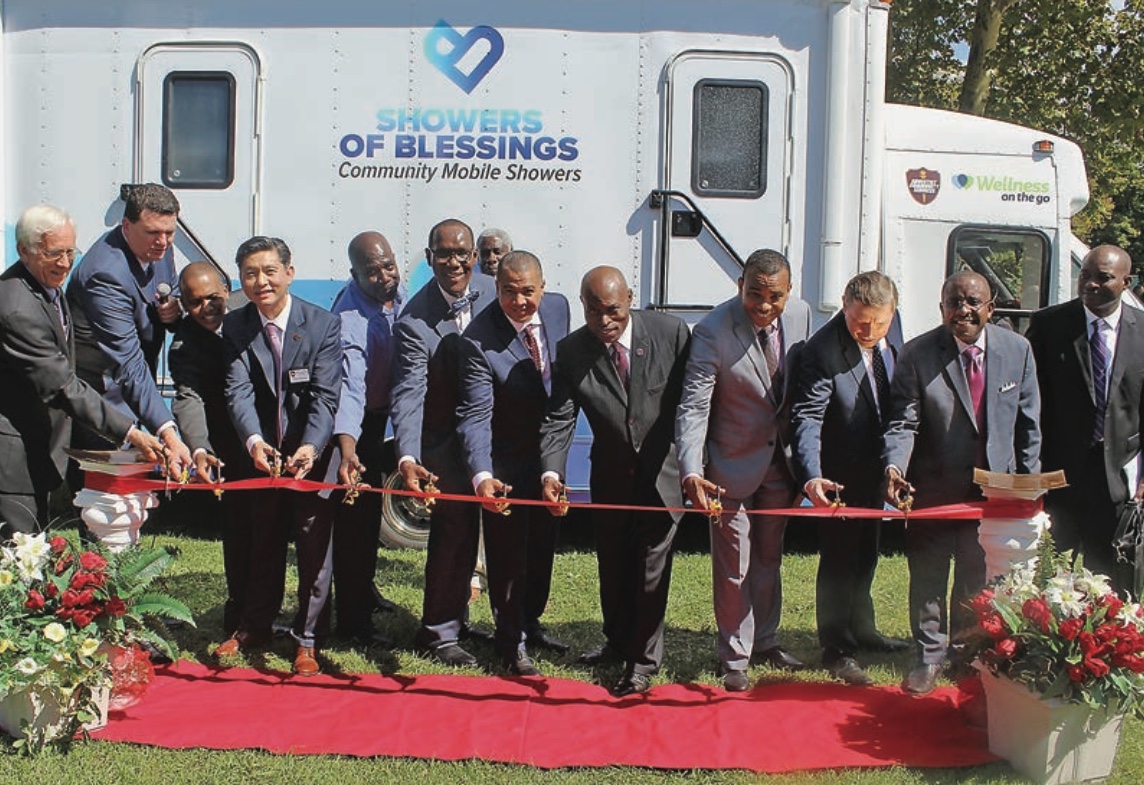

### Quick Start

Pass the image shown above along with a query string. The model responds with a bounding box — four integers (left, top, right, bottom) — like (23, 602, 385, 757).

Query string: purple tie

(265, 322, 284, 444)
(610, 343, 629, 389)
(964, 345, 986, 466)
(521, 324, 543, 372)
(1091, 319, 1109, 445)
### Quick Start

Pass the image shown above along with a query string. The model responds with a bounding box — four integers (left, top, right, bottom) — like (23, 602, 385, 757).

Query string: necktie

(610, 343, 629, 390)
(521, 323, 543, 372)
(265, 322, 284, 444)
(964, 344, 986, 467)
(1091, 319, 1109, 444)
(871, 346, 891, 423)
(47, 289, 67, 338)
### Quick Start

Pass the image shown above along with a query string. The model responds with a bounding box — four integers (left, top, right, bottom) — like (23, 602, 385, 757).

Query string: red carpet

(91, 662, 996, 772)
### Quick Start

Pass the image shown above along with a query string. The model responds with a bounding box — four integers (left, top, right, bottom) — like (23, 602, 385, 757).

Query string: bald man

(326, 231, 405, 646)
(1028, 245, 1144, 595)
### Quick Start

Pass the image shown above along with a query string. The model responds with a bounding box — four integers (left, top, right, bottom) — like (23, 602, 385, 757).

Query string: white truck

(0, 0, 1091, 544)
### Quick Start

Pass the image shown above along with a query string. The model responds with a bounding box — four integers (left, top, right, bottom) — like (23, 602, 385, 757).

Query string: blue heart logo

(424, 20, 505, 94)
(953, 173, 971, 189)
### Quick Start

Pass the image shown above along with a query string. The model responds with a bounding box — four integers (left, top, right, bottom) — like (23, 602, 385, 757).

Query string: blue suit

(389, 273, 496, 649)
(223, 296, 342, 643)
(456, 294, 570, 657)
(66, 226, 177, 433)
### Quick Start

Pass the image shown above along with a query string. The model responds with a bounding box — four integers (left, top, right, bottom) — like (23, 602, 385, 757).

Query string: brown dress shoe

(903, 663, 941, 694)
(293, 646, 320, 677)
(215, 637, 242, 658)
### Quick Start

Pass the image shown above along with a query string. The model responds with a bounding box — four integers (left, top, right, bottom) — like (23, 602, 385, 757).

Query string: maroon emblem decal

(906, 168, 941, 205)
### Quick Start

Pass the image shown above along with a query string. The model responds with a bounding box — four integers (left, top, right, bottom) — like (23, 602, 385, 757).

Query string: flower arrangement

(969, 531, 1144, 717)
(0, 531, 194, 752)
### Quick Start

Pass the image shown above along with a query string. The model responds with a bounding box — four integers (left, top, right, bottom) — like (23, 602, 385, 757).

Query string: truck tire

(378, 470, 432, 550)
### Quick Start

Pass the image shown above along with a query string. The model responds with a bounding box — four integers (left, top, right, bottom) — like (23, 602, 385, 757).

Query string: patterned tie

(871, 346, 892, 424)
(449, 290, 480, 330)
(264, 322, 284, 444)
(521, 323, 543, 372)
(47, 288, 67, 338)
(1091, 319, 1109, 445)
(610, 343, 629, 390)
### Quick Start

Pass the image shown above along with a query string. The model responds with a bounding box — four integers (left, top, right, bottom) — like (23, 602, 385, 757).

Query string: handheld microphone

(157, 283, 172, 304)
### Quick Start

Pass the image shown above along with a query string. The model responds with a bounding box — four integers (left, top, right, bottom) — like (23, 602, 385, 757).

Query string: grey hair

(16, 204, 73, 249)
(477, 227, 513, 250)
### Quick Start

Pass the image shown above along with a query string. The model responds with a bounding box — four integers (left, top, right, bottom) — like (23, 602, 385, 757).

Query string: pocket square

(999, 381, 1017, 393)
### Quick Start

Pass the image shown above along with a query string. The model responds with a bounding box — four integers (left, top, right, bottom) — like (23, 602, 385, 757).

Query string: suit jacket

(791, 310, 904, 507)
(0, 261, 133, 494)
(883, 322, 1041, 507)
(457, 293, 571, 491)
(540, 310, 691, 519)
(168, 316, 247, 474)
(65, 226, 177, 432)
(1027, 299, 1144, 504)
(390, 274, 496, 479)
(223, 297, 342, 462)
(675, 295, 813, 500)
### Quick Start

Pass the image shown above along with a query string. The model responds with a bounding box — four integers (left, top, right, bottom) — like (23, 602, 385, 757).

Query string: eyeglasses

(942, 296, 993, 312)
(430, 248, 473, 262)
(39, 247, 78, 264)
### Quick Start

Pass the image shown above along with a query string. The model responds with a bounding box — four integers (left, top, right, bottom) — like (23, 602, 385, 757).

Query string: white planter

(979, 668, 1124, 784)
(978, 510, 1051, 582)
(73, 489, 158, 552)
(0, 683, 110, 741)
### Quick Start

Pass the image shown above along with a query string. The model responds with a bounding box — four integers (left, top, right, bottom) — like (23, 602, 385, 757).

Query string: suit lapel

(1072, 306, 1097, 405)
(840, 323, 877, 416)
(1110, 305, 1140, 399)
(492, 305, 532, 366)
(731, 304, 770, 390)
(282, 299, 306, 373)
(245, 305, 278, 394)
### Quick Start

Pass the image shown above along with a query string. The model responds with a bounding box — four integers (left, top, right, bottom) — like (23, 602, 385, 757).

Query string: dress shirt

(331, 278, 404, 440)
(1084, 304, 1121, 405)
(245, 296, 293, 453)
(859, 339, 896, 419)
(440, 283, 474, 331)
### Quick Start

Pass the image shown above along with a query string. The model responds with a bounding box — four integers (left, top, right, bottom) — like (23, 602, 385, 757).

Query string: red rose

(104, 597, 127, 617)
(24, 589, 46, 610)
(1067, 664, 1088, 683)
(1085, 657, 1111, 678)
(45, 582, 59, 599)
(60, 588, 82, 607)
(1112, 654, 1144, 674)
(1022, 598, 1053, 633)
(74, 588, 96, 607)
(49, 535, 68, 554)
(970, 589, 996, 617)
(71, 608, 96, 628)
(980, 612, 1008, 640)
(54, 554, 73, 575)
(78, 551, 107, 571)
(55, 607, 74, 621)
(1059, 617, 1084, 641)
(69, 571, 92, 590)
(995, 637, 1020, 659)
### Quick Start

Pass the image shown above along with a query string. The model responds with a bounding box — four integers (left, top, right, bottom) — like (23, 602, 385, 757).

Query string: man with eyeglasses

(66, 183, 192, 482)
(0, 205, 163, 539)
(883, 270, 1041, 695)
(1027, 245, 1144, 596)
(390, 218, 496, 667)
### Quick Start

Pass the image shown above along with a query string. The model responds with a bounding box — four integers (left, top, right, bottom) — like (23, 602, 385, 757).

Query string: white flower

(78, 638, 100, 657)
(11, 531, 49, 565)
(43, 622, 67, 643)
(0, 569, 13, 587)
(1045, 585, 1088, 618)
(15, 657, 39, 675)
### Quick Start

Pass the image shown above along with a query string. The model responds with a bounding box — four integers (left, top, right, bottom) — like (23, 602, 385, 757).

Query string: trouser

(906, 518, 985, 665)
(482, 501, 558, 658)
(815, 515, 881, 662)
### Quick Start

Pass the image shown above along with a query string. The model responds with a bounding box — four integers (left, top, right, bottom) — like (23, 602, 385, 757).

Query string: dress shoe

(826, 656, 874, 687)
(214, 630, 268, 658)
(856, 634, 912, 654)
(526, 625, 570, 653)
(612, 669, 652, 697)
(372, 586, 398, 613)
(460, 624, 494, 643)
(722, 669, 750, 692)
(578, 643, 622, 666)
(293, 646, 320, 677)
(338, 627, 394, 649)
(430, 642, 479, 667)
(503, 649, 541, 677)
(903, 663, 942, 695)
(752, 646, 807, 671)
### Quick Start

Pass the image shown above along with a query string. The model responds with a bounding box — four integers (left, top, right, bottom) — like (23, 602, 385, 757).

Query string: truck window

(162, 73, 236, 189)
(692, 80, 767, 198)
(948, 226, 1049, 331)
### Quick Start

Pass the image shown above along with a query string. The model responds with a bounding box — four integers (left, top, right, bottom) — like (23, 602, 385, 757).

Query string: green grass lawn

(2, 504, 1140, 783)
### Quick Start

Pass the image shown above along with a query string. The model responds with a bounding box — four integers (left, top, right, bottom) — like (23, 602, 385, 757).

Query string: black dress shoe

(525, 625, 570, 653)
(826, 656, 874, 686)
(722, 669, 750, 692)
(856, 634, 912, 653)
(339, 627, 395, 649)
(371, 586, 398, 614)
(140, 639, 173, 666)
(430, 643, 478, 667)
(753, 646, 807, 671)
(460, 624, 494, 643)
(612, 669, 652, 697)
(503, 649, 541, 677)
(903, 663, 941, 694)
(578, 643, 622, 666)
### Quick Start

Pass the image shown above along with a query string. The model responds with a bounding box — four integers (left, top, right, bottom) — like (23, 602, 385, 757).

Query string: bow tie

(448, 290, 480, 317)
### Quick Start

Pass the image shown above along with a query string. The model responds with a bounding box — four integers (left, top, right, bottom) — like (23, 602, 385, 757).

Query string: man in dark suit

(66, 183, 191, 476)
(168, 261, 253, 635)
(390, 218, 496, 667)
(791, 271, 908, 686)
(1027, 245, 1144, 594)
(0, 205, 162, 538)
(456, 251, 570, 675)
(327, 231, 405, 647)
(884, 270, 1041, 694)
(540, 266, 690, 695)
(675, 249, 812, 692)
(217, 236, 342, 677)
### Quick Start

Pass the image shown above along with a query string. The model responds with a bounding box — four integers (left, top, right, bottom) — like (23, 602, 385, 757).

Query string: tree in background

(888, 0, 1144, 266)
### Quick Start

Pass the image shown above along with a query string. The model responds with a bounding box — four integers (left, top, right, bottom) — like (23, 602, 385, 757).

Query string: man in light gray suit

(884, 270, 1040, 695)
(675, 249, 812, 692)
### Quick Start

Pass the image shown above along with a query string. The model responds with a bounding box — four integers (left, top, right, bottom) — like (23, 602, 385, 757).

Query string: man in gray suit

(884, 270, 1041, 695)
(675, 249, 812, 692)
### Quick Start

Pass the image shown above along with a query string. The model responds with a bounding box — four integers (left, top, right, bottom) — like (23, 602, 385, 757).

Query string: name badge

(288, 368, 311, 384)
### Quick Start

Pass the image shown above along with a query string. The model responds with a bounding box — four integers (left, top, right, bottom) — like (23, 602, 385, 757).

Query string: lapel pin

(636, 347, 645, 357)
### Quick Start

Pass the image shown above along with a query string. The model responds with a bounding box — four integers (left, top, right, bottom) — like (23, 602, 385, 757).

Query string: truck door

(136, 43, 261, 272)
(653, 51, 793, 313)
